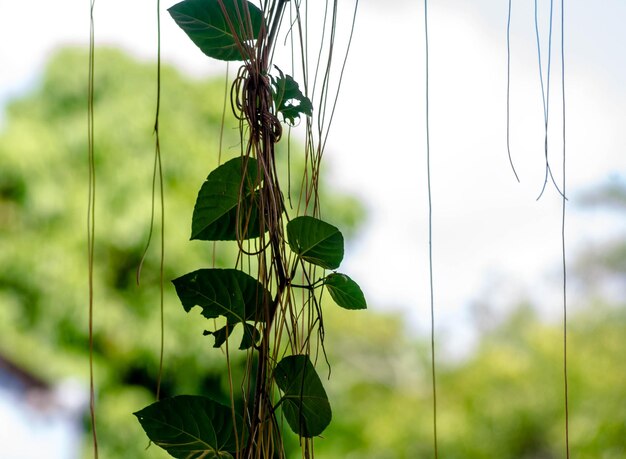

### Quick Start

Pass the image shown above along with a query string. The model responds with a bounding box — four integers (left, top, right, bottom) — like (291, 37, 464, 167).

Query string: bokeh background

(0, 1, 624, 458)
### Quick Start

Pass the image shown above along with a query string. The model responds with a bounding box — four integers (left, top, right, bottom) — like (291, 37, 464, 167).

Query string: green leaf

(191, 156, 263, 241)
(270, 67, 313, 124)
(172, 269, 270, 348)
(205, 322, 260, 350)
(323, 273, 367, 310)
(168, 0, 264, 61)
(287, 216, 344, 269)
(239, 322, 261, 350)
(134, 395, 241, 458)
(273, 355, 332, 437)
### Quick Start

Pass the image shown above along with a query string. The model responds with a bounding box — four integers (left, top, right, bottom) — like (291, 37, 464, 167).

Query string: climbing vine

(76, 1, 574, 458)
(133, 0, 365, 457)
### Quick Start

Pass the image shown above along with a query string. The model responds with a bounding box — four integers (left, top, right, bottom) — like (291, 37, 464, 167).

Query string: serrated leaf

(271, 68, 313, 124)
(191, 156, 263, 241)
(273, 355, 332, 437)
(287, 216, 344, 269)
(134, 395, 241, 458)
(323, 273, 367, 310)
(172, 269, 271, 347)
(169, 0, 263, 61)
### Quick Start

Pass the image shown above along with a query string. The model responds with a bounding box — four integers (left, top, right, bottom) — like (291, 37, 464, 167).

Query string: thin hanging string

(535, 0, 564, 200)
(155, 0, 165, 401)
(534, 0, 550, 199)
(560, 1, 570, 456)
(224, 325, 241, 459)
(87, 0, 99, 456)
(424, 0, 438, 457)
(137, 0, 165, 400)
(320, 0, 360, 153)
(218, 64, 229, 166)
(534, 0, 552, 125)
(506, 0, 520, 182)
(217, 61, 240, 458)
(213, 62, 229, 266)
(210, 64, 229, 345)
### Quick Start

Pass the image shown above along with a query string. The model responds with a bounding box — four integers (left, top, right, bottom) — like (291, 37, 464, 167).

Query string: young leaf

(191, 156, 263, 241)
(273, 355, 332, 437)
(134, 395, 241, 458)
(287, 216, 344, 269)
(323, 273, 367, 310)
(173, 268, 271, 347)
(271, 67, 313, 124)
(168, 0, 264, 61)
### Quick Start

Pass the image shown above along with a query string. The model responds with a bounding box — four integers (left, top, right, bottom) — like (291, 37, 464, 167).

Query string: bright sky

(2, 0, 625, 355)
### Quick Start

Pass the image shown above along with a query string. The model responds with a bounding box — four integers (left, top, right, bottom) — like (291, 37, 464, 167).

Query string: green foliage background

(0, 48, 624, 458)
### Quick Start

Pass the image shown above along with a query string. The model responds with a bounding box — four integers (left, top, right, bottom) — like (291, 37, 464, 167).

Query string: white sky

(1, 0, 625, 354)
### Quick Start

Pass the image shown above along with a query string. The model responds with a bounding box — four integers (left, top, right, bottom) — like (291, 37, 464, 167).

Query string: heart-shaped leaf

(191, 156, 263, 241)
(323, 273, 367, 310)
(173, 269, 271, 348)
(273, 355, 332, 437)
(287, 216, 344, 270)
(134, 395, 242, 458)
(169, 0, 264, 61)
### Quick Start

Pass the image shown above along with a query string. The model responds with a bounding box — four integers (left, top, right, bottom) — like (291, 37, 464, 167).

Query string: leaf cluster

(133, 0, 367, 454)
(0, 46, 363, 458)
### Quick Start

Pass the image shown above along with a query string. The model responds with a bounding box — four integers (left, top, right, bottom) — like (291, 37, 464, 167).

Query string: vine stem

(535, 0, 565, 200)
(424, 0, 438, 457)
(506, 0, 520, 182)
(87, 0, 99, 457)
(136, 0, 165, 401)
(266, 0, 288, 62)
(244, 14, 291, 448)
(560, 1, 570, 456)
(155, 0, 165, 404)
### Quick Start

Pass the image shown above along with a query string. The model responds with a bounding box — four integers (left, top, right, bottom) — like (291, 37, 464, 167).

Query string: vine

(133, 1, 365, 457)
(508, 1, 570, 455)
(87, 0, 99, 456)
(423, 0, 438, 457)
(559, 1, 570, 455)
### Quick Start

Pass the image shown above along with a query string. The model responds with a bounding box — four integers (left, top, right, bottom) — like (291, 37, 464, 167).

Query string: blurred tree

(309, 188, 626, 458)
(0, 47, 363, 458)
(313, 302, 626, 459)
(0, 46, 623, 459)
(576, 180, 626, 292)
(440, 303, 625, 459)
